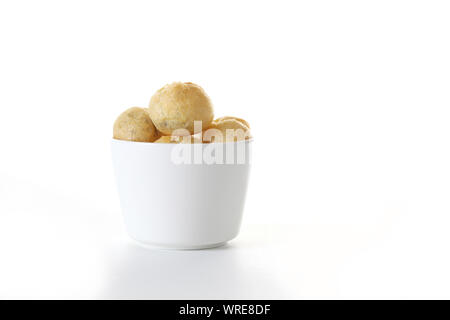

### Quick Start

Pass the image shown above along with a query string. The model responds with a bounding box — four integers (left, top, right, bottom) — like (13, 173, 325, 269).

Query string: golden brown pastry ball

(213, 116, 250, 129)
(203, 118, 251, 143)
(113, 107, 158, 142)
(148, 82, 214, 135)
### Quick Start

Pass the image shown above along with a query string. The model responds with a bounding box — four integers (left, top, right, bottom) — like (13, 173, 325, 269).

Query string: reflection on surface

(102, 241, 285, 299)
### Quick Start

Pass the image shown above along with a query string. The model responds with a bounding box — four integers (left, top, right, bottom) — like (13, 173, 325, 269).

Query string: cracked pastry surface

(113, 107, 158, 142)
(148, 82, 214, 136)
(212, 116, 250, 129)
(203, 118, 251, 143)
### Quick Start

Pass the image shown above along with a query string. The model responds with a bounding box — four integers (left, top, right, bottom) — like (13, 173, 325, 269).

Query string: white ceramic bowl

(111, 138, 252, 249)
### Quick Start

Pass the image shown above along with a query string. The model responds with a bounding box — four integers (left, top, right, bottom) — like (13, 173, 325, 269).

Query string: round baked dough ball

(213, 116, 250, 129)
(113, 107, 158, 142)
(203, 118, 251, 143)
(148, 82, 214, 135)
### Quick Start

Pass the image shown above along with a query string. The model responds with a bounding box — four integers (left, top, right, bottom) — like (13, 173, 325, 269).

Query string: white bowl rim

(111, 138, 254, 146)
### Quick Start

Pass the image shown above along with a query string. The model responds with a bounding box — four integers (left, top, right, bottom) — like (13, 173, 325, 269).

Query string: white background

(1, 0, 450, 299)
